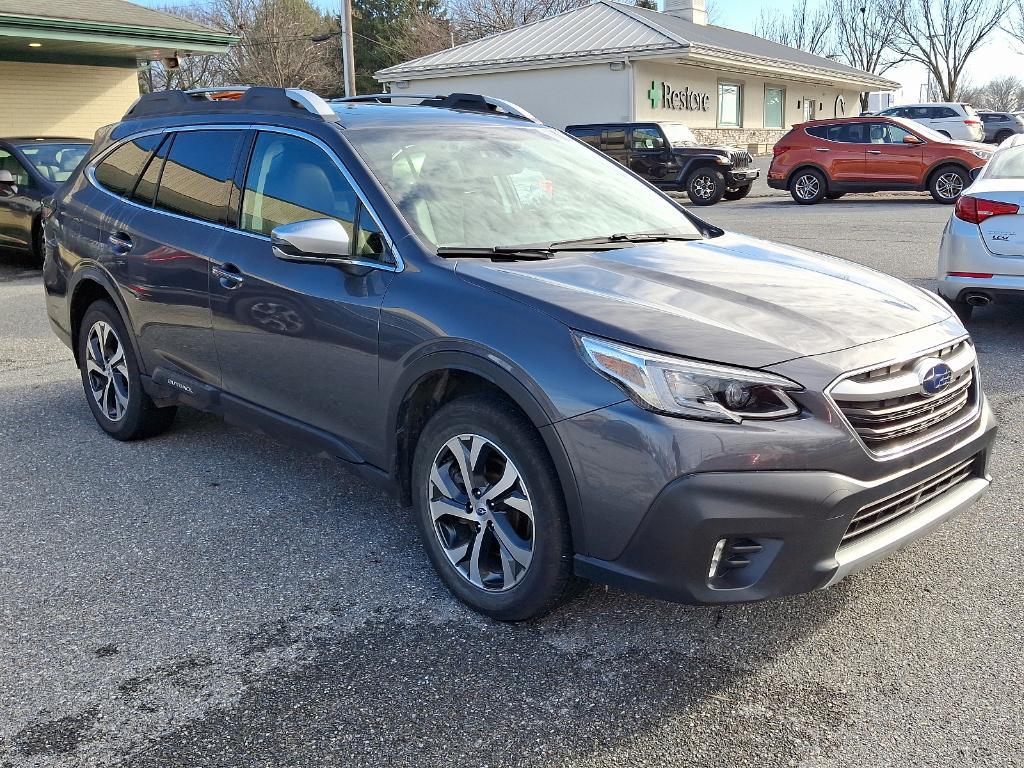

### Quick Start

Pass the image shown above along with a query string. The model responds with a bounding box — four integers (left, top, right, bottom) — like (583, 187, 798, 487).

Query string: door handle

(107, 232, 133, 255)
(213, 263, 244, 289)
(867, 150, 883, 154)
(814, 148, 830, 152)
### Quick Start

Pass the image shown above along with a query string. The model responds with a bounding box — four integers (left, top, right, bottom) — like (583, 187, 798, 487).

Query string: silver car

(938, 134, 1024, 320)
(978, 111, 1024, 144)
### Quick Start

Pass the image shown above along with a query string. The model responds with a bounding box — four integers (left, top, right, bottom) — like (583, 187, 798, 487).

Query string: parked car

(876, 103, 985, 142)
(977, 111, 1024, 144)
(564, 121, 758, 206)
(43, 87, 995, 620)
(768, 116, 992, 204)
(938, 133, 1024, 320)
(0, 137, 90, 263)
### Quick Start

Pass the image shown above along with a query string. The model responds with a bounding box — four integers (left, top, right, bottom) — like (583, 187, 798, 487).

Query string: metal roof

(378, 0, 898, 90)
(0, 0, 222, 35)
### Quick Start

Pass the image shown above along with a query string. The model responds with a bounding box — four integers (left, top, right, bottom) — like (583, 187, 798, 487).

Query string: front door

(864, 122, 925, 184)
(0, 150, 36, 248)
(210, 129, 396, 459)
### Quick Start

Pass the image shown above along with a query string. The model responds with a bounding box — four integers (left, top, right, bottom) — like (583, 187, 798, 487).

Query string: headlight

(577, 335, 802, 422)
(971, 149, 992, 160)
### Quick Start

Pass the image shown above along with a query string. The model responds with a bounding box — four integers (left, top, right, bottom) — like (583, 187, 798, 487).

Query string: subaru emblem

(916, 359, 953, 396)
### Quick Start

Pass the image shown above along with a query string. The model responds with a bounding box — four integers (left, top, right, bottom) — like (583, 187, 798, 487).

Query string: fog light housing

(708, 538, 727, 578)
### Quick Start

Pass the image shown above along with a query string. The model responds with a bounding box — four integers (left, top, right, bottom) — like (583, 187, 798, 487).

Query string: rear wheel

(929, 165, 968, 204)
(411, 395, 576, 620)
(723, 183, 753, 201)
(686, 167, 726, 206)
(790, 169, 827, 205)
(78, 300, 177, 440)
(994, 129, 1014, 144)
(938, 130, 952, 139)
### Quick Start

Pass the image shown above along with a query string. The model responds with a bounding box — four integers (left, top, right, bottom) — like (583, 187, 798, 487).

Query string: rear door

(807, 123, 866, 181)
(600, 127, 628, 166)
(210, 128, 396, 457)
(114, 127, 246, 385)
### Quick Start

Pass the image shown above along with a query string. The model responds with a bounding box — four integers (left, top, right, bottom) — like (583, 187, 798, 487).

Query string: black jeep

(565, 121, 758, 206)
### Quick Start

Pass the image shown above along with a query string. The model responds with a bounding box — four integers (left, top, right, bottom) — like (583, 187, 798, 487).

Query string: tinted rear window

(94, 135, 161, 197)
(985, 146, 1024, 179)
(567, 127, 601, 147)
(155, 130, 243, 225)
(806, 123, 869, 143)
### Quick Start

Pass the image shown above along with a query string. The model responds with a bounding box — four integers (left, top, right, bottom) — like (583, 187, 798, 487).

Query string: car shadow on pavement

(2, 383, 853, 768)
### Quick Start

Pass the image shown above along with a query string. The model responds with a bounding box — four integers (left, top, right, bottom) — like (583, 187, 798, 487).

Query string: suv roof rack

(123, 87, 339, 123)
(331, 92, 541, 123)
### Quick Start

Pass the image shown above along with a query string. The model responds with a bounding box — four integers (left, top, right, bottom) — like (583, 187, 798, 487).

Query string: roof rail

(123, 87, 339, 123)
(331, 92, 541, 123)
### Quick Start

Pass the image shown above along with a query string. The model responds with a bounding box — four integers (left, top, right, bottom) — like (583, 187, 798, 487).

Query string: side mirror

(903, 134, 923, 145)
(271, 218, 351, 264)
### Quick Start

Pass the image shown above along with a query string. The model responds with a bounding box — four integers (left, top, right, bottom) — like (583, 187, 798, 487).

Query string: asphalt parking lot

(2, 194, 1022, 768)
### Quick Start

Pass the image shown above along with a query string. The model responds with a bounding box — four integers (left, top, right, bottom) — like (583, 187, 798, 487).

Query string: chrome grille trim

(842, 456, 978, 544)
(826, 338, 980, 459)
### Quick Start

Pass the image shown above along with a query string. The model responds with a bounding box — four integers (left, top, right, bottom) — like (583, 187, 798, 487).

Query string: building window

(718, 82, 742, 128)
(764, 86, 785, 129)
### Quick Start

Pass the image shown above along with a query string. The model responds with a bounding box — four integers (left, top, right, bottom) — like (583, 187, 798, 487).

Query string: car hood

(948, 140, 990, 153)
(672, 144, 739, 155)
(455, 233, 952, 368)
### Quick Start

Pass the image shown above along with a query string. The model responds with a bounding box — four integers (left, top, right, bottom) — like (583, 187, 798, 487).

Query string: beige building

(0, 0, 234, 138)
(377, 0, 899, 150)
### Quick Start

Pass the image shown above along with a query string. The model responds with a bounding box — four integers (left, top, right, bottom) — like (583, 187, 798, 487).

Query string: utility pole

(341, 0, 356, 97)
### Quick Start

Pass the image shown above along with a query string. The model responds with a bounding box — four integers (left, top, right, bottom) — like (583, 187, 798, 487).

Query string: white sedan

(938, 134, 1024, 320)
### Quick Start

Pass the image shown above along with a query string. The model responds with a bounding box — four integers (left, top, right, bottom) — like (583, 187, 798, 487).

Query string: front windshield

(891, 117, 949, 143)
(345, 123, 701, 250)
(985, 146, 1024, 179)
(15, 142, 90, 182)
(660, 123, 697, 146)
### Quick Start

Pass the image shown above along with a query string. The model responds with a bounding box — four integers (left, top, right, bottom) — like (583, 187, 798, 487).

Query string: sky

(712, 1, 1024, 104)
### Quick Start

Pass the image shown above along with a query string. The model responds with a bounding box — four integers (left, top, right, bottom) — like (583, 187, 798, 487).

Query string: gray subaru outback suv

(43, 88, 996, 620)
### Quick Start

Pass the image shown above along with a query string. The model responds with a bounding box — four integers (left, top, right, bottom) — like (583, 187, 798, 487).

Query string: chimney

(663, 0, 707, 24)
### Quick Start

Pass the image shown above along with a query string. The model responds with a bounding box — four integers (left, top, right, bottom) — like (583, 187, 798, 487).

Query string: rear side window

(240, 132, 357, 239)
(931, 107, 959, 118)
(94, 134, 161, 197)
(601, 129, 626, 151)
(155, 130, 243, 225)
(0, 149, 31, 187)
(807, 123, 868, 143)
(131, 136, 170, 206)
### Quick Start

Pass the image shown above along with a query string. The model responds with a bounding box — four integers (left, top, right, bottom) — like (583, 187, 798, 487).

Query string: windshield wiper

(436, 246, 553, 260)
(547, 232, 703, 249)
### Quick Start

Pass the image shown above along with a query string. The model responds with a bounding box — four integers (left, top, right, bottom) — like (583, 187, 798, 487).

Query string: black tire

(78, 300, 177, 441)
(411, 394, 577, 621)
(30, 219, 44, 267)
(994, 130, 1014, 144)
(929, 165, 969, 204)
(686, 167, 726, 206)
(826, 192, 846, 200)
(948, 298, 974, 323)
(723, 183, 753, 201)
(789, 168, 827, 205)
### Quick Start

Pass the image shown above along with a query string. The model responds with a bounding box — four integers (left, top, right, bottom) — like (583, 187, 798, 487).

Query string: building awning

(377, 0, 899, 92)
(0, 0, 236, 66)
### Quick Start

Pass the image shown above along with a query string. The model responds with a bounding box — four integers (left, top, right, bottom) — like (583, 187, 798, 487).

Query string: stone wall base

(691, 127, 789, 155)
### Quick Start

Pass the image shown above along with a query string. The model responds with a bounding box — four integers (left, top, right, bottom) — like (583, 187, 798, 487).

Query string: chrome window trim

(823, 335, 982, 462)
(85, 123, 404, 273)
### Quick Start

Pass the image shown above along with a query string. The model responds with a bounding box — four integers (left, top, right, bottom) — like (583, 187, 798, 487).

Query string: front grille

(842, 455, 979, 544)
(829, 340, 978, 456)
(731, 151, 752, 169)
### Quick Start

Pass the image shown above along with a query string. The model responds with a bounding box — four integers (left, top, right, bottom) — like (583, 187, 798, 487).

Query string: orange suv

(768, 116, 992, 205)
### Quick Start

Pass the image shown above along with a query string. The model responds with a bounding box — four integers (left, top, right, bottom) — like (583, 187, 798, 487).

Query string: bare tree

(450, 0, 585, 39)
(979, 74, 1024, 109)
(754, 0, 833, 55)
(882, 0, 1010, 101)
(832, 0, 901, 111)
(138, 4, 229, 93)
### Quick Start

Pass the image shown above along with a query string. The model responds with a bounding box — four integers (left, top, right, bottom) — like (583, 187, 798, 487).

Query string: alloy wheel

(428, 433, 535, 592)
(935, 172, 965, 201)
(692, 175, 716, 199)
(795, 174, 820, 200)
(85, 320, 130, 422)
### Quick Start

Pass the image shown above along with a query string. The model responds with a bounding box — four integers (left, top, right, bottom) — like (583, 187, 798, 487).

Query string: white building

(376, 0, 898, 149)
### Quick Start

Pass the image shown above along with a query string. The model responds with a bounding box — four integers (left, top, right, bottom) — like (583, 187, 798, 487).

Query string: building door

(803, 98, 817, 122)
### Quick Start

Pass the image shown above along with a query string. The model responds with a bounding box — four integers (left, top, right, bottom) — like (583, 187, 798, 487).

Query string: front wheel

(790, 169, 827, 204)
(686, 167, 726, 206)
(929, 165, 969, 204)
(411, 395, 577, 620)
(723, 183, 753, 201)
(78, 300, 177, 440)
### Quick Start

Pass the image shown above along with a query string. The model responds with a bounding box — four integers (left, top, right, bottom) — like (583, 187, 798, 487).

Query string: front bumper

(572, 400, 996, 605)
(726, 168, 760, 185)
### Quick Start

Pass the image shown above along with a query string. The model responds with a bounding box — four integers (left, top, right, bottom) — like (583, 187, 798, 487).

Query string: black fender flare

(386, 345, 588, 554)
(674, 156, 724, 187)
(67, 264, 147, 373)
